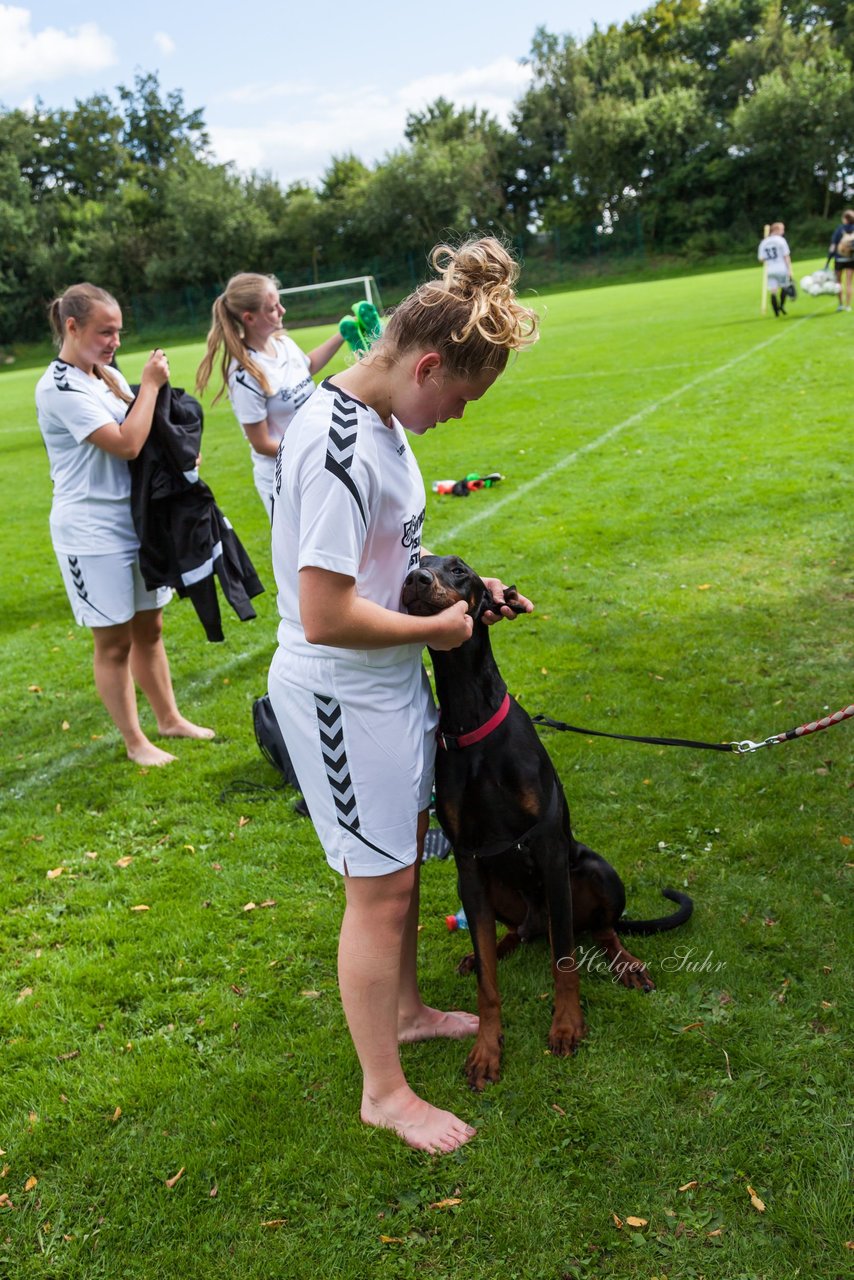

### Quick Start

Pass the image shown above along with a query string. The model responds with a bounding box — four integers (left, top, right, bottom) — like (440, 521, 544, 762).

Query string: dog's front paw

(456, 951, 476, 976)
(465, 1037, 503, 1091)
(548, 1018, 588, 1057)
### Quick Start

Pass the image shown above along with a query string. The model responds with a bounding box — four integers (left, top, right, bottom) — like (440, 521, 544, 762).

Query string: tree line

(2, 0, 852, 344)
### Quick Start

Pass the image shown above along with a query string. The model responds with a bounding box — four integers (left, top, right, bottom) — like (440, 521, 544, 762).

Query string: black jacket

(129, 384, 264, 642)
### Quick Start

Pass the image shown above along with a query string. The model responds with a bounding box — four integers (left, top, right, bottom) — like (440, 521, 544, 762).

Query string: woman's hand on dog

(426, 599, 474, 650)
(481, 578, 533, 625)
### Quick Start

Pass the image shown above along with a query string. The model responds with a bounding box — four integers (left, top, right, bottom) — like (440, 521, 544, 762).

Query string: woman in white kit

(195, 273, 345, 521)
(35, 283, 214, 766)
(267, 237, 538, 1153)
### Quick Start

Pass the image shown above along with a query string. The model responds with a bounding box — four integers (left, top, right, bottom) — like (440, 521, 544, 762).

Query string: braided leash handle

(773, 704, 854, 744)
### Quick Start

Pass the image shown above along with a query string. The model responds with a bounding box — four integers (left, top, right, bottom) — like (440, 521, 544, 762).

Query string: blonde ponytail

(195, 273, 281, 402)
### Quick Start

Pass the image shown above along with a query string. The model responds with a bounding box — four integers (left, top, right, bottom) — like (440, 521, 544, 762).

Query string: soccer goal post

(276, 275, 384, 328)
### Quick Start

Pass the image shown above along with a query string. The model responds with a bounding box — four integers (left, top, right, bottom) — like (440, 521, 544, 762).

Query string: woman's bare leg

(397, 809, 479, 1043)
(129, 609, 214, 740)
(92, 623, 176, 765)
(340, 863, 476, 1154)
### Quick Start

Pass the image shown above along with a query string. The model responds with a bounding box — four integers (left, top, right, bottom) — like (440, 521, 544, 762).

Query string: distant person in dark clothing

(828, 209, 854, 312)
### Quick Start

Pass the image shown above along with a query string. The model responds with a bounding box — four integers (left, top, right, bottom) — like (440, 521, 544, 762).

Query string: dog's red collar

(437, 692, 511, 751)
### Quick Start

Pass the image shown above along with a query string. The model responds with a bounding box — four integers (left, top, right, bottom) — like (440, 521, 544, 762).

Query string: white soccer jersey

(227, 334, 314, 497)
(271, 378, 427, 669)
(35, 361, 138, 554)
(758, 234, 791, 281)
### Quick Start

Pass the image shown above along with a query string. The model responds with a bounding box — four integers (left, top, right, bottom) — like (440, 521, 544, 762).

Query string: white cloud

(208, 56, 534, 187)
(153, 31, 176, 57)
(0, 5, 116, 92)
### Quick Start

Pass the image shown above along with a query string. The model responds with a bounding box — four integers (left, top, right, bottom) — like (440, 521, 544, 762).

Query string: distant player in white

(758, 222, 793, 316)
(36, 283, 214, 766)
(195, 274, 345, 521)
(267, 237, 539, 1156)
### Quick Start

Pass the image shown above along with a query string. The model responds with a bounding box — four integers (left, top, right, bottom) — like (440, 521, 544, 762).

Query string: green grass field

(1, 263, 851, 1280)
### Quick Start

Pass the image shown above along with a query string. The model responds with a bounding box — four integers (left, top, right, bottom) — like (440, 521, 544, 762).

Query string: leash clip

(732, 737, 774, 754)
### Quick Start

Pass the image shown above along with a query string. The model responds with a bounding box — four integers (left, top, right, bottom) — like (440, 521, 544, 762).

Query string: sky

(2, 2, 645, 189)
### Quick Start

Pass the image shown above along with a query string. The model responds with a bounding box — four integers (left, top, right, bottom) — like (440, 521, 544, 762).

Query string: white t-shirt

(227, 334, 314, 494)
(758, 234, 791, 280)
(35, 361, 138, 554)
(272, 379, 426, 670)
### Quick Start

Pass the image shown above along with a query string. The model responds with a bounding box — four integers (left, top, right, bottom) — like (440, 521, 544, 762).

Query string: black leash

(531, 703, 854, 755)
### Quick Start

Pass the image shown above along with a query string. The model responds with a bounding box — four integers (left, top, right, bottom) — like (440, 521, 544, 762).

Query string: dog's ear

(502, 585, 528, 615)
(473, 581, 497, 620)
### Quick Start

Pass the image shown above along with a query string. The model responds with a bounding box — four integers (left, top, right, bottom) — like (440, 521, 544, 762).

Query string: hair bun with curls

(383, 235, 538, 376)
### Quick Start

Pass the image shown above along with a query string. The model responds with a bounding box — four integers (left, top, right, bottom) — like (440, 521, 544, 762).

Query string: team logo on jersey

(401, 509, 424, 548)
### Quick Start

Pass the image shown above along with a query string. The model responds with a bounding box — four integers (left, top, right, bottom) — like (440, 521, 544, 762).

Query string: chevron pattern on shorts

(314, 694, 358, 827)
(67, 556, 90, 602)
(324, 395, 366, 526)
(313, 692, 406, 865)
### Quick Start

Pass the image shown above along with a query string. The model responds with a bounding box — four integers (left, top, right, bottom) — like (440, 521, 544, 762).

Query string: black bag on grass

(253, 693, 300, 789)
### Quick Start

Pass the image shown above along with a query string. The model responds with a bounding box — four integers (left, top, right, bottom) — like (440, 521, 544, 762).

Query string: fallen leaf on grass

(130, 905, 150, 912)
(626, 1217, 648, 1228)
(707, 1227, 724, 1237)
(238, 816, 251, 828)
(747, 1185, 766, 1212)
(209, 1186, 217, 1198)
(114, 856, 133, 869)
(56, 1050, 80, 1061)
(17, 988, 33, 1002)
(164, 1167, 185, 1188)
(612, 1213, 623, 1229)
(300, 990, 322, 999)
(380, 1235, 405, 1243)
(243, 903, 257, 912)
(261, 1219, 286, 1228)
(696, 584, 711, 591)
(24, 1177, 37, 1192)
(183, 845, 195, 854)
(84, 851, 98, 860)
(429, 1198, 462, 1210)
(258, 899, 276, 908)
(551, 1103, 566, 1116)
(678, 1181, 698, 1192)
(61, 720, 70, 731)
(28, 685, 42, 693)
(840, 835, 852, 847)
(0, 1193, 13, 1208)
(46, 867, 64, 880)
(111, 1107, 122, 1123)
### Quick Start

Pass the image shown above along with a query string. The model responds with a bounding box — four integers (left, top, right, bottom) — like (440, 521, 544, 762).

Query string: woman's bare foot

(157, 715, 215, 740)
(398, 1006, 479, 1043)
(361, 1084, 476, 1154)
(126, 740, 177, 766)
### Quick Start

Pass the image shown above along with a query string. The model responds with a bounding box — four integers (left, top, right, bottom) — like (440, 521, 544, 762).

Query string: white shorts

(56, 549, 172, 628)
(766, 269, 789, 288)
(268, 647, 438, 878)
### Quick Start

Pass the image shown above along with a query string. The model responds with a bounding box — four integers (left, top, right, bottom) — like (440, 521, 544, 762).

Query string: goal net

(276, 275, 384, 329)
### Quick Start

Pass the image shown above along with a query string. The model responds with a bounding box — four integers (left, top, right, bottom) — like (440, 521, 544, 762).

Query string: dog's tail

(618, 888, 693, 935)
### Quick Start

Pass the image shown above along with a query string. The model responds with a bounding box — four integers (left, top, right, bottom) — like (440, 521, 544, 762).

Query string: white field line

(443, 325, 795, 544)
(5, 325, 794, 800)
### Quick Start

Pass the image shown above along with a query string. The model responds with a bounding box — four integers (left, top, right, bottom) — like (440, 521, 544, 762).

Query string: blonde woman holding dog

(35, 283, 214, 766)
(195, 273, 345, 522)
(267, 237, 538, 1154)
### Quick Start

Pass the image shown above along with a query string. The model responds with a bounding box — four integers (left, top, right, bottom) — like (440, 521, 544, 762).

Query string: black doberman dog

(402, 554, 692, 1091)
